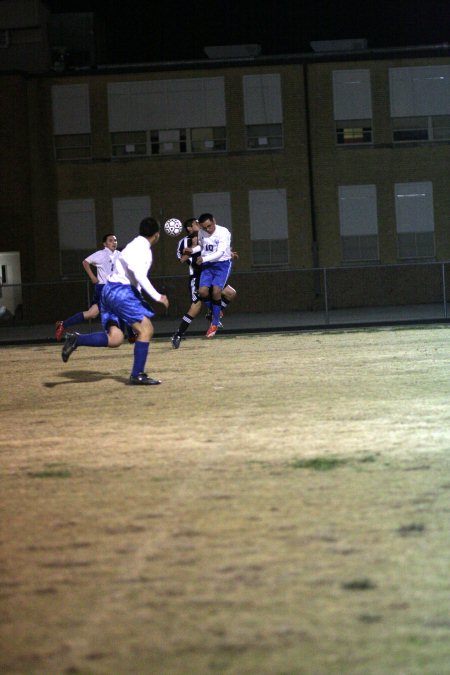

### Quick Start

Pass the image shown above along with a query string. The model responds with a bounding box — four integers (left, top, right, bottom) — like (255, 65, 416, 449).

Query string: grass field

(1, 326, 449, 674)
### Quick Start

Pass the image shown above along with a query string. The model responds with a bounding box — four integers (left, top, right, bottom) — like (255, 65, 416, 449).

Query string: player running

(55, 234, 119, 341)
(61, 218, 168, 385)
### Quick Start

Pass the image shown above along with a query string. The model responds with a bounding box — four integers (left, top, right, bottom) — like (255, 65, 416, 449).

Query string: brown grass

(1, 326, 449, 674)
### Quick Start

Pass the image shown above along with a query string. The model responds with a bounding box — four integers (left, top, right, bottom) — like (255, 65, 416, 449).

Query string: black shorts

(188, 274, 200, 304)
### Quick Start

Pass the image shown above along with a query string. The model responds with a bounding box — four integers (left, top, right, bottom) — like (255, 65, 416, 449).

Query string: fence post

(323, 268, 330, 324)
(442, 263, 447, 320)
(86, 280, 92, 333)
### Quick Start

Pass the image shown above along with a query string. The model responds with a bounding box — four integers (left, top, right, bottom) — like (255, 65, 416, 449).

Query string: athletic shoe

(127, 331, 137, 344)
(171, 333, 181, 349)
(206, 324, 218, 338)
(61, 332, 78, 362)
(55, 320, 65, 342)
(129, 372, 161, 385)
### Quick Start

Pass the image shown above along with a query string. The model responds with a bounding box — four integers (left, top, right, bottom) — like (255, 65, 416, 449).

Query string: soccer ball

(164, 218, 183, 237)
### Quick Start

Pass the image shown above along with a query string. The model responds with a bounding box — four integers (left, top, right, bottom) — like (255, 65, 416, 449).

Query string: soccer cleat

(55, 320, 65, 342)
(206, 324, 218, 338)
(171, 333, 181, 349)
(61, 332, 78, 362)
(129, 372, 161, 385)
(127, 331, 137, 344)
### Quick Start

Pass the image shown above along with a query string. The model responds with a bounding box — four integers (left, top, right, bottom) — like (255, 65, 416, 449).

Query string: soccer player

(61, 217, 169, 386)
(189, 212, 234, 338)
(55, 233, 119, 341)
(171, 217, 236, 348)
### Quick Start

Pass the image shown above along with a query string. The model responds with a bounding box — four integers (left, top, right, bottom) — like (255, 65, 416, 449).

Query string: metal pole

(86, 279, 92, 333)
(442, 263, 447, 319)
(323, 268, 329, 324)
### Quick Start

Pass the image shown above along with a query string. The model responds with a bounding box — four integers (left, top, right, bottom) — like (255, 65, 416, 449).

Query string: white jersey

(108, 235, 162, 302)
(197, 224, 231, 263)
(84, 248, 119, 284)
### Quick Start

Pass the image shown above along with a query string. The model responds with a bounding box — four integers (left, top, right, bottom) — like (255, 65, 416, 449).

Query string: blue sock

(64, 312, 85, 328)
(212, 301, 221, 325)
(76, 332, 108, 347)
(132, 341, 149, 377)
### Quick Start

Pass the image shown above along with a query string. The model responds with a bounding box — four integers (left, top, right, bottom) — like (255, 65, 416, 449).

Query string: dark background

(44, 0, 450, 64)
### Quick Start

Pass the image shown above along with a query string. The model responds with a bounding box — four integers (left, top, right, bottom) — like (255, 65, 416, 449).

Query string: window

(249, 189, 288, 266)
(395, 182, 435, 259)
(390, 66, 450, 142)
(333, 70, 373, 145)
(111, 131, 147, 157)
(338, 185, 379, 262)
(108, 78, 226, 157)
(54, 134, 92, 160)
(246, 124, 283, 149)
(112, 196, 151, 247)
(336, 122, 372, 145)
(110, 128, 226, 156)
(192, 193, 232, 231)
(191, 127, 226, 153)
(52, 84, 91, 160)
(58, 199, 96, 276)
(243, 74, 283, 149)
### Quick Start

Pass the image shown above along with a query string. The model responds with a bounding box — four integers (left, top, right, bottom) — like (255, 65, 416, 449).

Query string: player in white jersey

(61, 218, 169, 386)
(171, 217, 237, 348)
(55, 234, 119, 341)
(188, 213, 234, 338)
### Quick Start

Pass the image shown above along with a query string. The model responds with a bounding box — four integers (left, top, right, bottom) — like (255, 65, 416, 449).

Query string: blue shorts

(101, 283, 155, 331)
(199, 260, 232, 290)
(92, 283, 104, 307)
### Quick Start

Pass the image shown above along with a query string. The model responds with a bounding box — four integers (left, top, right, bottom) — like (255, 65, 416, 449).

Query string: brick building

(1, 2, 449, 320)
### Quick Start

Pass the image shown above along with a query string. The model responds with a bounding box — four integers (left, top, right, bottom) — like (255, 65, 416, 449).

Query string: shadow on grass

(44, 370, 127, 387)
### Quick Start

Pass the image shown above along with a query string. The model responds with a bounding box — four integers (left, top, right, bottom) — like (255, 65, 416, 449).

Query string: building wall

(0, 48, 449, 320)
(307, 57, 450, 267)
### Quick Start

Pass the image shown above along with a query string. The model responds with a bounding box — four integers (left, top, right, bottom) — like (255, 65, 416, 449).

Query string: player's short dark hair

(198, 213, 214, 224)
(183, 218, 197, 231)
(102, 233, 115, 243)
(139, 217, 160, 237)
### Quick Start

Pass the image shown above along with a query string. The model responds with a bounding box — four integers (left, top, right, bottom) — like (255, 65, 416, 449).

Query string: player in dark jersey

(171, 218, 236, 348)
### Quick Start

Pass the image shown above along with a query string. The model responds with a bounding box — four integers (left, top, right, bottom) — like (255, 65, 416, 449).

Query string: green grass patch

(27, 469, 72, 479)
(26, 462, 72, 479)
(291, 456, 348, 471)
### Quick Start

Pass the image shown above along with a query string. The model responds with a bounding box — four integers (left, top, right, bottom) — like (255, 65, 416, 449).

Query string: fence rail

(1, 260, 450, 330)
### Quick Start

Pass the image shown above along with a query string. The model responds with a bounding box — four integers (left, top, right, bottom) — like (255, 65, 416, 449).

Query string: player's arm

(187, 233, 201, 256)
(133, 269, 167, 306)
(176, 238, 187, 262)
(82, 258, 98, 284)
(127, 251, 168, 307)
(201, 229, 231, 263)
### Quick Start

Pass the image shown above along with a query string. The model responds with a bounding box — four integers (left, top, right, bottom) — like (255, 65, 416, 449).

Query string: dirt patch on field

(1, 327, 449, 673)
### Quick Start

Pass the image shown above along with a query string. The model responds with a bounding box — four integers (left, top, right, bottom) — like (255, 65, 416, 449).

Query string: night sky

(45, 0, 449, 64)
